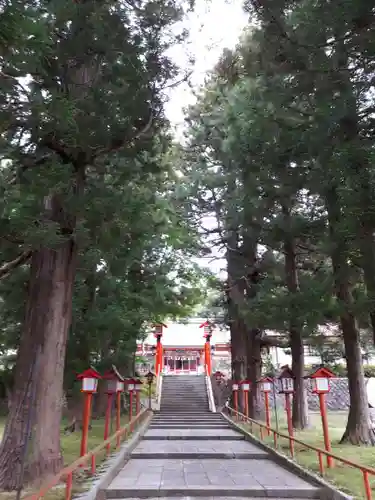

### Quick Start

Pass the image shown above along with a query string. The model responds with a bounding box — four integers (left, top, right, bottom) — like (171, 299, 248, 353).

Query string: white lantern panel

(116, 381, 124, 392)
(83, 377, 97, 392)
(242, 383, 250, 391)
(315, 377, 329, 392)
(263, 381, 272, 392)
(135, 383, 143, 391)
(282, 378, 294, 392)
(127, 383, 135, 391)
(232, 383, 239, 391)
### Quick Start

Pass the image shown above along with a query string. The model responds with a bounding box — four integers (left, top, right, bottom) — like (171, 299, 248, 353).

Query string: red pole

(160, 344, 164, 373)
(244, 391, 249, 419)
(129, 390, 133, 431)
(207, 342, 211, 375)
(104, 393, 113, 454)
(205, 341, 211, 375)
(116, 391, 121, 448)
(80, 392, 93, 457)
(265, 392, 271, 435)
(319, 392, 333, 468)
(285, 393, 294, 457)
(155, 342, 159, 375)
(233, 390, 238, 419)
(136, 390, 140, 416)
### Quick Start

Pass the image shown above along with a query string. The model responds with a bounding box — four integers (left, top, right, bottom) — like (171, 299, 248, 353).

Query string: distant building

(136, 318, 231, 375)
(136, 320, 375, 377)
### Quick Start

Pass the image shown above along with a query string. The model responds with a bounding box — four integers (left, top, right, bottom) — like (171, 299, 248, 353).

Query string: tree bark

(246, 330, 263, 419)
(0, 165, 84, 489)
(333, 39, 375, 346)
(325, 185, 375, 445)
(0, 238, 78, 489)
(282, 202, 308, 429)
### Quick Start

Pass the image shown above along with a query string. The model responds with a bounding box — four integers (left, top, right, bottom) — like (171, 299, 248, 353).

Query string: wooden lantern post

(240, 379, 251, 419)
(146, 371, 155, 409)
(77, 367, 101, 458)
(259, 376, 273, 435)
(232, 381, 239, 419)
(199, 321, 213, 375)
(124, 378, 135, 431)
(133, 377, 143, 416)
(305, 366, 335, 468)
(278, 365, 295, 457)
(103, 366, 124, 451)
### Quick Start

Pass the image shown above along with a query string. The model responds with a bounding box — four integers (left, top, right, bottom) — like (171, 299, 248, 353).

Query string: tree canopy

(181, 0, 375, 444)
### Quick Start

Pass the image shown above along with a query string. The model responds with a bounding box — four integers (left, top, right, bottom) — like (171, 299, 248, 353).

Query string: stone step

(161, 400, 208, 403)
(105, 487, 320, 498)
(130, 440, 269, 460)
(149, 422, 230, 427)
(130, 452, 267, 459)
(160, 406, 209, 408)
(152, 420, 225, 425)
(149, 425, 231, 429)
(161, 395, 207, 398)
(160, 407, 210, 410)
(161, 401, 207, 403)
(158, 411, 212, 414)
(107, 498, 318, 500)
(143, 435, 246, 441)
(152, 417, 224, 422)
(105, 458, 321, 499)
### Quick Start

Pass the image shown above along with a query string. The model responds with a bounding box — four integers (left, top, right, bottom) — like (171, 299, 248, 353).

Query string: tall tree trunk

(246, 330, 263, 419)
(0, 238, 77, 489)
(325, 185, 375, 445)
(282, 202, 308, 429)
(0, 166, 84, 489)
(333, 39, 375, 345)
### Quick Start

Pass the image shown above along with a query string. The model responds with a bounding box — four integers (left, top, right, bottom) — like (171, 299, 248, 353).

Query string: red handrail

(24, 408, 149, 500)
(225, 406, 374, 500)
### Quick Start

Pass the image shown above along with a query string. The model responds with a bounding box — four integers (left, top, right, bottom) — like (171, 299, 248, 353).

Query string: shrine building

(136, 318, 231, 375)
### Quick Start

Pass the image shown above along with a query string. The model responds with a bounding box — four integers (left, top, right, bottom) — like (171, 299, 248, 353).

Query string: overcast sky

(165, 0, 248, 140)
(164, 0, 248, 277)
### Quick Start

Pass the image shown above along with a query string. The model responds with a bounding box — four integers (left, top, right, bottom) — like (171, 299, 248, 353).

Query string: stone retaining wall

(219, 377, 374, 412)
(266, 377, 372, 411)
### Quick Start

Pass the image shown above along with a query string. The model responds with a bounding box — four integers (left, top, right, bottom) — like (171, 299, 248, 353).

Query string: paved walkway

(104, 376, 322, 499)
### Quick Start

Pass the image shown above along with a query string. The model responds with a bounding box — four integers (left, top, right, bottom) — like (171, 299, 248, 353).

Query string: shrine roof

(139, 318, 230, 346)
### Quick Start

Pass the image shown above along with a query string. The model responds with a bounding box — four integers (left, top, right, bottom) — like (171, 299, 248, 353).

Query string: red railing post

(116, 391, 122, 448)
(265, 391, 271, 435)
(284, 393, 294, 457)
(129, 390, 133, 431)
(91, 454, 96, 475)
(80, 392, 93, 458)
(65, 472, 73, 500)
(318, 452, 324, 475)
(104, 392, 114, 455)
(363, 471, 372, 500)
(207, 406, 375, 500)
(319, 392, 333, 468)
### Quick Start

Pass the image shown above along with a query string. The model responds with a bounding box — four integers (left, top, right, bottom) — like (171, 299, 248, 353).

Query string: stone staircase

(159, 374, 209, 412)
(104, 374, 324, 499)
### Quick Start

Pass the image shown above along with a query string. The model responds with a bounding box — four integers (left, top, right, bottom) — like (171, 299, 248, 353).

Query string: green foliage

(182, 0, 375, 364)
(0, 0, 208, 396)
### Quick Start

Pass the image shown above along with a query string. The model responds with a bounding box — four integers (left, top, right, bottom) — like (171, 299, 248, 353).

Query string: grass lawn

(242, 410, 375, 499)
(0, 413, 131, 500)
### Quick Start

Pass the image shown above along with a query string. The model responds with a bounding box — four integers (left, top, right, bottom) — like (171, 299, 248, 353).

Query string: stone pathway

(103, 376, 322, 499)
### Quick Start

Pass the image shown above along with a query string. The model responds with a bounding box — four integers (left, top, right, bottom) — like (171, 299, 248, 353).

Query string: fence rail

(24, 408, 149, 500)
(225, 405, 375, 500)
